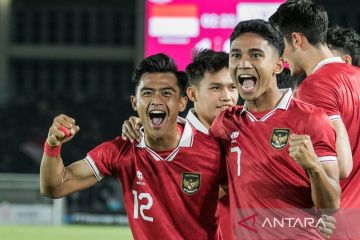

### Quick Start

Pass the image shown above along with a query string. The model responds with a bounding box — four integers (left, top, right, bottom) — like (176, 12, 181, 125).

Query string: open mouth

(238, 74, 258, 93)
(149, 110, 167, 128)
(217, 104, 233, 110)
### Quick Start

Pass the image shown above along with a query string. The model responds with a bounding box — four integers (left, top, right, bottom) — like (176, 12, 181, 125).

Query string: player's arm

(296, 80, 353, 179)
(289, 134, 340, 213)
(40, 114, 98, 199)
(331, 119, 352, 178)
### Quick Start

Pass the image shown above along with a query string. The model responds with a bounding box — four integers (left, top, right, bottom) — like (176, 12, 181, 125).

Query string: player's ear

(179, 96, 188, 112)
(274, 57, 285, 75)
(186, 86, 198, 102)
(291, 32, 303, 49)
(130, 95, 137, 111)
(343, 55, 352, 65)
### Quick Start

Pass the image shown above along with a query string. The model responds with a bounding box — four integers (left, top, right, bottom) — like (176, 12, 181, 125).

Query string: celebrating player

(270, 0, 360, 209)
(122, 49, 239, 240)
(40, 53, 227, 239)
(210, 19, 340, 239)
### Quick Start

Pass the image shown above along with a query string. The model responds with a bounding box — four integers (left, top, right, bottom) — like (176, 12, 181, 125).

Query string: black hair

(185, 49, 229, 86)
(269, 0, 328, 45)
(230, 19, 284, 57)
(132, 53, 188, 96)
(327, 26, 360, 67)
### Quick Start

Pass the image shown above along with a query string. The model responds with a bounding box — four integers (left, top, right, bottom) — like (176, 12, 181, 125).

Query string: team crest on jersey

(270, 128, 290, 150)
(182, 172, 200, 195)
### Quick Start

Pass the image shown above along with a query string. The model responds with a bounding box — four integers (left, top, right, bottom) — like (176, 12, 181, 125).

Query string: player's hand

(121, 116, 142, 142)
(289, 134, 320, 171)
(46, 114, 80, 147)
(318, 214, 336, 239)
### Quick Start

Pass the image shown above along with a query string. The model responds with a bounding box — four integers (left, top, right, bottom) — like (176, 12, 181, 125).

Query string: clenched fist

(47, 114, 80, 147)
(289, 134, 320, 171)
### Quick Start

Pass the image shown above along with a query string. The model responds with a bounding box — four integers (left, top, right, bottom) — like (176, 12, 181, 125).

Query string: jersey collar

(312, 57, 345, 73)
(240, 88, 293, 122)
(186, 109, 209, 135)
(136, 116, 194, 148)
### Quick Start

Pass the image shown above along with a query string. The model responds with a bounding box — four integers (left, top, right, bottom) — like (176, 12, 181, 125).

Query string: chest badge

(270, 128, 290, 150)
(182, 172, 200, 195)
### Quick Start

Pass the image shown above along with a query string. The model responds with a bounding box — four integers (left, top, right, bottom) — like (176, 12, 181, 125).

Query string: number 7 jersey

(85, 117, 226, 240)
(210, 89, 337, 239)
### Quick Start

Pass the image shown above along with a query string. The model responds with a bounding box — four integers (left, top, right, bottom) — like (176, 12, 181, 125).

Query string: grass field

(0, 225, 133, 240)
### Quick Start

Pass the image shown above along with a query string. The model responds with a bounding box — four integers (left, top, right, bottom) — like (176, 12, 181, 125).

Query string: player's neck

(144, 126, 181, 151)
(246, 86, 283, 112)
(304, 44, 334, 76)
(192, 109, 211, 129)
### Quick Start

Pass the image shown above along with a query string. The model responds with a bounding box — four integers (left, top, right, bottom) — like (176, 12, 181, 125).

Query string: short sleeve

(86, 138, 131, 180)
(296, 76, 341, 121)
(305, 109, 337, 163)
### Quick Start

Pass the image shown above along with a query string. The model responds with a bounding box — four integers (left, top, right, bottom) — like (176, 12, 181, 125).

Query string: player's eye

(142, 91, 152, 96)
(162, 91, 173, 96)
(210, 86, 221, 91)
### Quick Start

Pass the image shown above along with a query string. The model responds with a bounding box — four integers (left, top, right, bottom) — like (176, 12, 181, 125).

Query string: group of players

(39, 1, 360, 239)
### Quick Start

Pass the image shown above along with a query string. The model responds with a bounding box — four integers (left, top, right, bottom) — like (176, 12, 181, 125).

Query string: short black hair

(132, 53, 188, 96)
(185, 49, 229, 86)
(327, 26, 360, 67)
(269, 0, 328, 45)
(230, 19, 284, 57)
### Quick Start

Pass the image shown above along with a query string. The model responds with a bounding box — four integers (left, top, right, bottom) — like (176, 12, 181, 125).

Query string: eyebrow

(209, 82, 223, 86)
(140, 87, 176, 92)
(248, 48, 264, 53)
(230, 48, 241, 53)
(230, 48, 264, 53)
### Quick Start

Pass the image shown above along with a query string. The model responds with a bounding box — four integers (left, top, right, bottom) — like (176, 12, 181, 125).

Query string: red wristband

(44, 141, 61, 157)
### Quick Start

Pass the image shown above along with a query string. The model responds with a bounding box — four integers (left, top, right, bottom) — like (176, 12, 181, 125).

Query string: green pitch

(0, 225, 133, 240)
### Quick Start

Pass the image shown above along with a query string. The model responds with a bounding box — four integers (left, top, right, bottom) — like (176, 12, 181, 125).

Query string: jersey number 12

(132, 190, 153, 222)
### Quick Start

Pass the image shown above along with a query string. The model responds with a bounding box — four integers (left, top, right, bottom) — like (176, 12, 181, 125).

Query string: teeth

(150, 110, 165, 114)
(239, 74, 255, 78)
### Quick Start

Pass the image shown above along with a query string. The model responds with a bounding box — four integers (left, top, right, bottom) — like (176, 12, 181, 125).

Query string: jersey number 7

(231, 146, 241, 176)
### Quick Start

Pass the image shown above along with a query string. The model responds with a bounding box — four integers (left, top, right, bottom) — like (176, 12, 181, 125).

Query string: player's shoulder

(96, 136, 133, 154)
(290, 97, 328, 118)
(310, 62, 360, 82)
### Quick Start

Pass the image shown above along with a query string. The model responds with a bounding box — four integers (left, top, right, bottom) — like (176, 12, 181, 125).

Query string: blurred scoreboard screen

(145, 0, 285, 69)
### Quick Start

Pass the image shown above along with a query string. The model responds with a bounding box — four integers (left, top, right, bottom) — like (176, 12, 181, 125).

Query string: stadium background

(0, 0, 358, 239)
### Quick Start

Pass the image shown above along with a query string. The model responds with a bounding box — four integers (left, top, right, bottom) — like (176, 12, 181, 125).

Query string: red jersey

(295, 58, 360, 208)
(186, 109, 231, 240)
(86, 117, 225, 240)
(211, 89, 337, 239)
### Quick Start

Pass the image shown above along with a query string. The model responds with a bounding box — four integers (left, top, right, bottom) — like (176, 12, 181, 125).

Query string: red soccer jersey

(86, 117, 225, 240)
(295, 58, 360, 208)
(211, 89, 337, 239)
(186, 109, 231, 240)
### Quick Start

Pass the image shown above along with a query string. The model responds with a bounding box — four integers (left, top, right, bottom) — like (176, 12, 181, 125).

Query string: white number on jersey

(132, 190, 154, 222)
(231, 146, 241, 176)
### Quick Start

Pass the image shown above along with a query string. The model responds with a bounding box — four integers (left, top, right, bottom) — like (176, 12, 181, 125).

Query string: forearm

(335, 132, 353, 178)
(332, 119, 353, 178)
(308, 163, 340, 213)
(40, 153, 67, 198)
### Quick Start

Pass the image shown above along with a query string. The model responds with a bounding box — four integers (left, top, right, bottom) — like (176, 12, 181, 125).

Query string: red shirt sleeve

(304, 109, 337, 163)
(296, 76, 341, 119)
(87, 137, 131, 177)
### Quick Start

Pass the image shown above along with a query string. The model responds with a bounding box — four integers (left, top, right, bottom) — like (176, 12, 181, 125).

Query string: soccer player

(40, 53, 227, 239)
(269, 0, 360, 209)
(122, 49, 239, 240)
(210, 19, 340, 239)
(327, 25, 360, 67)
